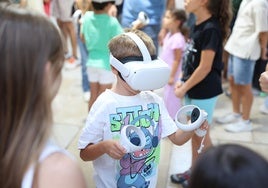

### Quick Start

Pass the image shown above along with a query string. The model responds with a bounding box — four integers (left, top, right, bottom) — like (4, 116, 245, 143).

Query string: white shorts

(87, 67, 115, 84)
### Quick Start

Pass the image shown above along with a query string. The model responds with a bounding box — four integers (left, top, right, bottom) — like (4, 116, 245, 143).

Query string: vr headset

(110, 32, 170, 91)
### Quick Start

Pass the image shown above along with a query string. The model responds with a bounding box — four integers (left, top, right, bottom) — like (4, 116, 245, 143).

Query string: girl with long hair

(171, 0, 232, 185)
(0, 4, 86, 188)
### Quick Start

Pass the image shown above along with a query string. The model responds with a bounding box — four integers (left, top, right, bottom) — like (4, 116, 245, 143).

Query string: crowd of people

(1, 0, 268, 188)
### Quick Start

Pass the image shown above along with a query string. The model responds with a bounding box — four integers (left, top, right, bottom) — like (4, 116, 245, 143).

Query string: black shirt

(182, 16, 223, 99)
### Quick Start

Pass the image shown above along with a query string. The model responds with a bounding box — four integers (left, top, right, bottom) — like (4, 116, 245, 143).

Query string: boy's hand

(199, 120, 209, 131)
(105, 140, 126, 160)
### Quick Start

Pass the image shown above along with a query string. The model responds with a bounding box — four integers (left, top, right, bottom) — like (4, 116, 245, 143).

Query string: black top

(182, 16, 223, 99)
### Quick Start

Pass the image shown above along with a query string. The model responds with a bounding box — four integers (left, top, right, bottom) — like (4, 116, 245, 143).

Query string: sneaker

(259, 104, 268, 115)
(170, 169, 191, 184)
(65, 56, 79, 70)
(224, 88, 232, 98)
(182, 180, 189, 188)
(216, 113, 241, 124)
(224, 119, 252, 133)
(83, 91, 90, 102)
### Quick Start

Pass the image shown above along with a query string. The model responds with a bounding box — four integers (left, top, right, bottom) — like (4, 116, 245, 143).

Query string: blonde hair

(0, 5, 64, 188)
(108, 29, 156, 59)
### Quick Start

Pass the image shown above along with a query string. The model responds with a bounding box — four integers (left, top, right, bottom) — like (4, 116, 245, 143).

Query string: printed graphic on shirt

(110, 103, 162, 187)
(182, 39, 197, 81)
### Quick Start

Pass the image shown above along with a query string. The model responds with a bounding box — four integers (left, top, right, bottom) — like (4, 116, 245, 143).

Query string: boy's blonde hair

(108, 29, 156, 60)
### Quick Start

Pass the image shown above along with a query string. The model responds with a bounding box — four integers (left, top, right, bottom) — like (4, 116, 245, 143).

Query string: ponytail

(207, 0, 232, 40)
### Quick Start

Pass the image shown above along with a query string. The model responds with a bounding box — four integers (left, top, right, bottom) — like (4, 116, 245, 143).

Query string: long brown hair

(0, 4, 64, 188)
(207, 0, 232, 40)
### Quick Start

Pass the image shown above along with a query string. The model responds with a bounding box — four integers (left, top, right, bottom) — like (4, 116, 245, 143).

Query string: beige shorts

(51, 0, 74, 22)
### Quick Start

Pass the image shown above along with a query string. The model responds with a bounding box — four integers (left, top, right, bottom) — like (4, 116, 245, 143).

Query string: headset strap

(124, 32, 151, 61)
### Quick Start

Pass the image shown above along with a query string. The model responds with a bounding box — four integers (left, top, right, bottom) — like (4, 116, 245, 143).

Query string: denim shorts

(184, 95, 218, 125)
(227, 55, 256, 85)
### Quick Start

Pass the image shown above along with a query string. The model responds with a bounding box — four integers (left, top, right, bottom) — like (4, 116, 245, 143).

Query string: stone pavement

(51, 67, 268, 188)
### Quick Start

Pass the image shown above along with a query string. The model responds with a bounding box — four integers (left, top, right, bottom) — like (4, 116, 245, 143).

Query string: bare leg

(99, 83, 113, 95)
(65, 21, 77, 58)
(57, 19, 69, 54)
(229, 77, 241, 114)
(191, 128, 212, 165)
(88, 82, 99, 111)
(239, 84, 253, 120)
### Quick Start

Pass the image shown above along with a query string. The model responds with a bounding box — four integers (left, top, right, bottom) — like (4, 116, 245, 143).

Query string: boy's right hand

(104, 140, 126, 160)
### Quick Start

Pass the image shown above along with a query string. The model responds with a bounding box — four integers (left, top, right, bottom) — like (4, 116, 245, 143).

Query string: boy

(78, 29, 207, 188)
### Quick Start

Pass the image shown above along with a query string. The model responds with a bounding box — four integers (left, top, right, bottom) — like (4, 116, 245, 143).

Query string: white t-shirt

(21, 140, 69, 188)
(225, 0, 268, 60)
(78, 89, 178, 188)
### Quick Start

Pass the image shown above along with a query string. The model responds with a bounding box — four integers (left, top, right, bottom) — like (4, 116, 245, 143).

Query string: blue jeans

(121, 21, 161, 55)
(77, 35, 90, 92)
(141, 24, 161, 54)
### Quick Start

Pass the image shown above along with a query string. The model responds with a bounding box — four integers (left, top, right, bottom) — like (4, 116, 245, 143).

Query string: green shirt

(82, 12, 123, 70)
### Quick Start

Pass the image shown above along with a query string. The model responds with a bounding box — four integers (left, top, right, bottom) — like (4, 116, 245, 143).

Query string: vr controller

(120, 125, 146, 153)
(131, 11, 150, 27)
(110, 32, 170, 91)
(175, 105, 208, 137)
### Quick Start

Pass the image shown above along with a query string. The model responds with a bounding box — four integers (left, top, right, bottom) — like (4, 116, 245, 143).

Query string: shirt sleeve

(201, 28, 220, 52)
(170, 33, 186, 51)
(254, 0, 268, 33)
(78, 100, 108, 149)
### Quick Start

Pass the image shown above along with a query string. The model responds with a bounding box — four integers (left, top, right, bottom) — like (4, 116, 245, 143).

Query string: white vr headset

(110, 32, 170, 91)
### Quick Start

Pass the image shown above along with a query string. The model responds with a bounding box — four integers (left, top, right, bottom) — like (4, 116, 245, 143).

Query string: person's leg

(191, 129, 212, 163)
(232, 56, 255, 121)
(171, 96, 217, 184)
(87, 68, 115, 111)
(240, 84, 253, 120)
(216, 55, 242, 124)
(88, 82, 99, 111)
(57, 0, 77, 60)
(65, 21, 78, 58)
(230, 76, 241, 114)
(77, 35, 89, 93)
(98, 69, 115, 94)
(56, 19, 69, 55)
(224, 56, 255, 132)
(87, 67, 99, 111)
(190, 97, 217, 164)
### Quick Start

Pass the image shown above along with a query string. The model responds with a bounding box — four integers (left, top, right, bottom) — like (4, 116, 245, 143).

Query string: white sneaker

(224, 120, 252, 133)
(216, 113, 241, 124)
(83, 91, 90, 102)
(259, 104, 268, 115)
